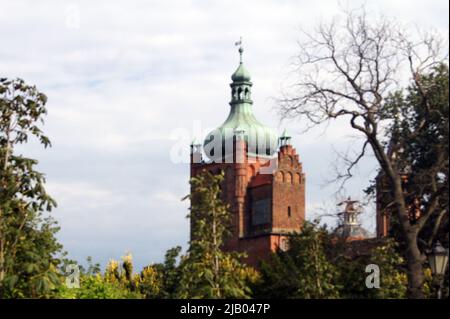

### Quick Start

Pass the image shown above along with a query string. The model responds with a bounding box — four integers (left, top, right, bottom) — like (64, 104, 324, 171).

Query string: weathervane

(235, 36, 243, 63)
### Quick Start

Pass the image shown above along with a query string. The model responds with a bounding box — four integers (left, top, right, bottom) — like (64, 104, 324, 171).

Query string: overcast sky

(0, 0, 448, 270)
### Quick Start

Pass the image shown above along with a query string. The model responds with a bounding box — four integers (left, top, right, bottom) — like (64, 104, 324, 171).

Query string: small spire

(190, 138, 202, 152)
(280, 128, 290, 138)
(279, 129, 292, 146)
(235, 36, 243, 63)
(337, 197, 361, 225)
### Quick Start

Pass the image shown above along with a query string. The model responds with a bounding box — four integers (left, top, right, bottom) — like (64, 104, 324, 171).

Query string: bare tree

(279, 8, 448, 298)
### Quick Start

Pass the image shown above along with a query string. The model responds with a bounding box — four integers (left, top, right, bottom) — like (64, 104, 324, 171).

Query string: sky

(0, 0, 448, 270)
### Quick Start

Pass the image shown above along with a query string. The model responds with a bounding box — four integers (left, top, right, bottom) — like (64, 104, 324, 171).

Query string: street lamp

(427, 241, 449, 299)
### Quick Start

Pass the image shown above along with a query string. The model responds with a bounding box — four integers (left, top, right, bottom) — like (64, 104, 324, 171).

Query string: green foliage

(159, 246, 182, 298)
(81, 256, 101, 275)
(335, 239, 408, 299)
(58, 274, 141, 299)
(57, 254, 142, 299)
(0, 78, 64, 298)
(139, 264, 164, 298)
(139, 246, 182, 298)
(255, 221, 340, 299)
(256, 224, 412, 299)
(293, 222, 340, 298)
(176, 171, 255, 299)
(369, 64, 449, 246)
(370, 240, 408, 298)
(400, 64, 449, 248)
(365, 64, 448, 297)
(254, 250, 302, 299)
(335, 255, 371, 298)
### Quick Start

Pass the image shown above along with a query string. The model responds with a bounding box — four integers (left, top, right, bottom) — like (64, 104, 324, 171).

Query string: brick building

(189, 44, 305, 267)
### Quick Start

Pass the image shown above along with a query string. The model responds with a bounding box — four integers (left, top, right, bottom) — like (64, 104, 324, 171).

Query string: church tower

(190, 43, 306, 267)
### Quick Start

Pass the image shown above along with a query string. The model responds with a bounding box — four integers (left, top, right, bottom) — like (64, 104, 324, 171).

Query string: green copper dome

(203, 43, 278, 162)
(231, 62, 251, 82)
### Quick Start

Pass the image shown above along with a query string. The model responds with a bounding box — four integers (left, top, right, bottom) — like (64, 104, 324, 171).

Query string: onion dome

(203, 41, 278, 162)
(334, 223, 371, 239)
(231, 50, 252, 82)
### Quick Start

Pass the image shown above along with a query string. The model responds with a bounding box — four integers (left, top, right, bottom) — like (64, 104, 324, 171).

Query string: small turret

(334, 197, 371, 240)
(279, 129, 292, 147)
(190, 138, 202, 164)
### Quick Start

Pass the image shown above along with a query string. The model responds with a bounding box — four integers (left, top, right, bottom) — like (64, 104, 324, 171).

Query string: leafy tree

(158, 246, 182, 298)
(0, 78, 63, 298)
(279, 8, 448, 297)
(253, 249, 302, 299)
(292, 222, 340, 298)
(139, 264, 163, 298)
(176, 171, 255, 299)
(366, 64, 448, 298)
(256, 221, 340, 299)
(334, 239, 408, 299)
(58, 254, 142, 299)
(103, 253, 140, 293)
(58, 274, 141, 299)
(138, 246, 182, 299)
(334, 254, 370, 299)
(370, 240, 408, 298)
(80, 256, 101, 276)
(380, 64, 448, 247)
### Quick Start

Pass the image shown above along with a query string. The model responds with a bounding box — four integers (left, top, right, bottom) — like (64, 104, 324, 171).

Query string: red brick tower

(190, 44, 305, 267)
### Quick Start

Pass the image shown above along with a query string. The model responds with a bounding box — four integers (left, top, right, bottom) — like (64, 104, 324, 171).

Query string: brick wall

(190, 142, 306, 267)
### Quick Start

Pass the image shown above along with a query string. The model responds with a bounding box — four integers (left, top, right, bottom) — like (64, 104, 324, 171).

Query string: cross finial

(234, 36, 243, 63)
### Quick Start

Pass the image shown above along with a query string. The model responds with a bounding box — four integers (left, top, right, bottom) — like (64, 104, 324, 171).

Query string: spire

(190, 137, 199, 146)
(279, 129, 292, 146)
(190, 137, 202, 164)
(231, 37, 251, 84)
(235, 36, 243, 63)
(202, 41, 278, 162)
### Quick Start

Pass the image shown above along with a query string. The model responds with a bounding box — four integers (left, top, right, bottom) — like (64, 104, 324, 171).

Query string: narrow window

(288, 206, 292, 217)
(244, 87, 250, 99)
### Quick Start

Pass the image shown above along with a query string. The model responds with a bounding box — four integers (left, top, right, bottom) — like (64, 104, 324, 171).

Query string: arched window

(284, 172, 292, 184)
(275, 171, 284, 182)
(244, 87, 250, 99)
(237, 87, 243, 99)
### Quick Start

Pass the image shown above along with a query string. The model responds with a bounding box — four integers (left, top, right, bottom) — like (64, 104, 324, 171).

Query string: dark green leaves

(254, 221, 340, 299)
(0, 77, 62, 298)
(177, 171, 255, 299)
(0, 78, 50, 148)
